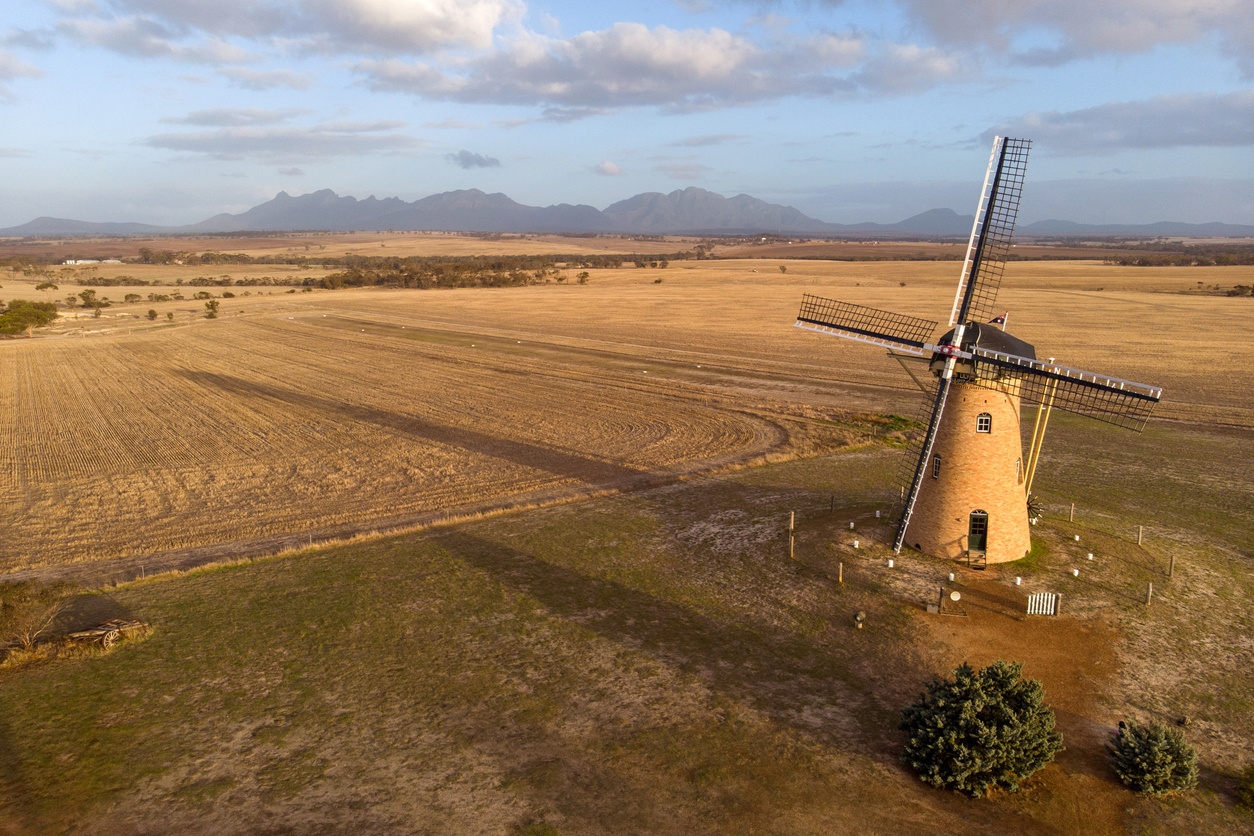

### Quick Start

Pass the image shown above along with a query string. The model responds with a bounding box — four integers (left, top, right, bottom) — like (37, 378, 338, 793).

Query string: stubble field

(2, 243, 1250, 578)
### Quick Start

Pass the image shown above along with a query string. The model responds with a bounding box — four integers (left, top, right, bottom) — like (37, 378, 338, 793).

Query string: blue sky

(2, 0, 1252, 227)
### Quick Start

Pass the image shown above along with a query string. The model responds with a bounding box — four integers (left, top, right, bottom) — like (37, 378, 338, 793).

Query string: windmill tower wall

(903, 379, 1031, 563)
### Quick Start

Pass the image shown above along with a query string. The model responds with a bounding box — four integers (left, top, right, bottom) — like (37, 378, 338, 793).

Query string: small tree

(204, 299, 219, 318)
(166, 312, 174, 321)
(146, 309, 158, 320)
(779, 265, 787, 274)
(1107, 721, 1198, 795)
(900, 660, 1064, 796)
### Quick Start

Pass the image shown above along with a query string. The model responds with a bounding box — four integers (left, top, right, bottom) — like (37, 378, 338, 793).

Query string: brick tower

(900, 375, 1031, 563)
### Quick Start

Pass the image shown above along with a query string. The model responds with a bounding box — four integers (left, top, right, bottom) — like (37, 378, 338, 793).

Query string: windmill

(795, 137, 1162, 565)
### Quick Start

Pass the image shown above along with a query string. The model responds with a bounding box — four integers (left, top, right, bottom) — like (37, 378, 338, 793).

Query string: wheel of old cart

(102, 629, 121, 648)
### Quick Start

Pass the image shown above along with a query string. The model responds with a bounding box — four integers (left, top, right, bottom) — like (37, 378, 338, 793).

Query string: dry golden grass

(2, 253, 1250, 577)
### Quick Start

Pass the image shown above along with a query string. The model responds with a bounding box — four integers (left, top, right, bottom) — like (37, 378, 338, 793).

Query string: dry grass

(2, 253, 1252, 579)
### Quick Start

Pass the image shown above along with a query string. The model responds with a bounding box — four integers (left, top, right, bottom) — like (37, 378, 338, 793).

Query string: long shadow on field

(0, 704, 34, 821)
(180, 371, 648, 487)
(439, 530, 912, 754)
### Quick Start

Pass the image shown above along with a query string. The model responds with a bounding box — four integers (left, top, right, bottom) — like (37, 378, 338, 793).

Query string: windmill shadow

(0, 705, 35, 824)
(178, 370, 651, 489)
(435, 530, 920, 755)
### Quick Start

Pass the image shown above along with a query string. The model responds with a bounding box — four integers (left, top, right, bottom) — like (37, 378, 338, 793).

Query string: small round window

(976, 413, 992, 433)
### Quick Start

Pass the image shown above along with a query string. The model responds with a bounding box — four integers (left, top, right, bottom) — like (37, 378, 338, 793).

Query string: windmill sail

(949, 137, 1031, 327)
(969, 350, 1162, 430)
(795, 294, 936, 354)
(893, 136, 1030, 554)
(891, 376, 952, 553)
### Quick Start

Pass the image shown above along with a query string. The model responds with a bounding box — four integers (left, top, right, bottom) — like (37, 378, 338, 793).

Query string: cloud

(162, 108, 308, 127)
(0, 147, 32, 158)
(0, 51, 42, 80)
(897, 0, 1254, 76)
(0, 50, 41, 100)
(57, 17, 253, 63)
(357, 23, 871, 109)
(221, 67, 312, 90)
(144, 121, 421, 161)
(594, 161, 623, 176)
(4, 28, 58, 51)
(852, 43, 972, 94)
(445, 149, 501, 168)
(988, 90, 1254, 153)
(55, 0, 522, 58)
(278, 167, 304, 176)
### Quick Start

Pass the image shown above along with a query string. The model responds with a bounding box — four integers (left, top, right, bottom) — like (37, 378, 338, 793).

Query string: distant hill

(0, 217, 171, 236)
(3, 188, 1252, 239)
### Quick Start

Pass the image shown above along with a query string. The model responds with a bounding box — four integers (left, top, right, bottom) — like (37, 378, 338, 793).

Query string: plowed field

(0, 315, 818, 575)
(3, 251, 1251, 577)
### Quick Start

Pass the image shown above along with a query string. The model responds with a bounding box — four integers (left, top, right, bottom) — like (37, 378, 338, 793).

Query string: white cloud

(898, 0, 1254, 75)
(0, 51, 42, 80)
(445, 149, 500, 168)
(0, 50, 41, 100)
(989, 90, 1254, 152)
(221, 67, 313, 90)
(57, 17, 252, 63)
(853, 43, 972, 94)
(594, 161, 623, 175)
(162, 108, 308, 126)
(58, 0, 522, 57)
(144, 121, 421, 161)
(356, 23, 875, 109)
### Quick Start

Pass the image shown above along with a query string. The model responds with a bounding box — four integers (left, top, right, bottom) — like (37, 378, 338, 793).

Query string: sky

(2, 0, 1253, 228)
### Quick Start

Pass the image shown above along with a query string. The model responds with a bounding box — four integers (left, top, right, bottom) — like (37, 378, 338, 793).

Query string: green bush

(0, 299, 58, 334)
(1107, 721, 1198, 795)
(900, 659, 1064, 796)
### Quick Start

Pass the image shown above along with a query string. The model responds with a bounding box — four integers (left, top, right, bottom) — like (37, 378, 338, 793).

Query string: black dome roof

(937, 322, 1036, 359)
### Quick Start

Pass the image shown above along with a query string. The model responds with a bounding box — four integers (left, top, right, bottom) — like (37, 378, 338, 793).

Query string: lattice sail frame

(795, 294, 936, 354)
(968, 349, 1162, 431)
(949, 137, 1031, 328)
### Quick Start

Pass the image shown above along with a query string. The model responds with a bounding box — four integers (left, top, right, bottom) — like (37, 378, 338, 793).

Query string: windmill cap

(938, 322, 1036, 359)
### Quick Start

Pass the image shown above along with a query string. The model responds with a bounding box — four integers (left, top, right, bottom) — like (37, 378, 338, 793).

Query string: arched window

(976, 412, 992, 433)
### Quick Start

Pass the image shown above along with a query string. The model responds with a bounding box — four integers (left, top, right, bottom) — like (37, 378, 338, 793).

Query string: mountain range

(3, 187, 1253, 239)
